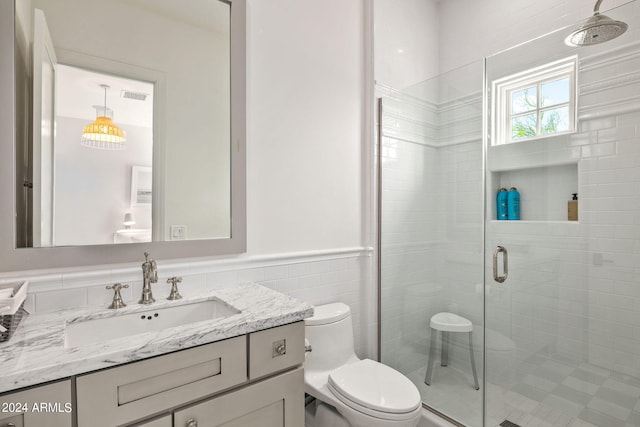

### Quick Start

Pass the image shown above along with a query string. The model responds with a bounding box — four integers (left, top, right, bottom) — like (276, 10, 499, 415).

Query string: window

(492, 56, 577, 145)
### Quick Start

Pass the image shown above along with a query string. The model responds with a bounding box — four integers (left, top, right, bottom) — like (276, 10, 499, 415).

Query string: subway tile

(275, 277, 300, 293)
(581, 142, 617, 158)
(11, 274, 63, 292)
(35, 288, 87, 314)
(176, 274, 207, 298)
(256, 280, 277, 291)
(205, 271, 237, 289)
(62, 269, 111, 289)
(109, 268, 142, 286)
(263, 265, 289, 281)
(237, 268, 265, 283)
(23, 294, 35, 313)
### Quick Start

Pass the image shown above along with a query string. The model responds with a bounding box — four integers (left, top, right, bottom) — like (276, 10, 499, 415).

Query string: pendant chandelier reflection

(81, 84, 126, 150)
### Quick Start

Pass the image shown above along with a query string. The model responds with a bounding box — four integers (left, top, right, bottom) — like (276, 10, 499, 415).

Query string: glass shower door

(379, 60, 485, 426)
(484, 2, 640, 426)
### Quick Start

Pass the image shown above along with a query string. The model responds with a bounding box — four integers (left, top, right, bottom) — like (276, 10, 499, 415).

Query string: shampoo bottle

(568, 193, 578, 221)
(507, 187, 520, 220)
(497, 188, 508, 220)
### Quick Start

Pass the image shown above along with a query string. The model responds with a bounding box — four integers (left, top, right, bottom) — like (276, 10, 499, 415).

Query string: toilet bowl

(482, 328, 516, 385)
(305, 303, 422, 427)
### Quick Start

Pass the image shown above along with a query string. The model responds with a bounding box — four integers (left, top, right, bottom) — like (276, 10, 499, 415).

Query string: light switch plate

(170, 225, 187, 240)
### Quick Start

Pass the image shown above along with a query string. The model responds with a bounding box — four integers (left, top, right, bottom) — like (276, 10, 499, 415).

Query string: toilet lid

(306, 302, 350, 326)
(328, 359, 421, 416)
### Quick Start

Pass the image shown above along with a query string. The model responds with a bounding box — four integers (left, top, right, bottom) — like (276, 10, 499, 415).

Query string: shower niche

(488, 163, 578, 222)
(487, 132, 580, 222)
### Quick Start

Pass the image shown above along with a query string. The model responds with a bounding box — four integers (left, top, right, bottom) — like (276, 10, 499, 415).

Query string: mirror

(0, 0, 246, 271)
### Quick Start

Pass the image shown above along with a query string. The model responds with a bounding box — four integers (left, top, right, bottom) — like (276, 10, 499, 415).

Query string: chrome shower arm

(594, 0, 604, 14)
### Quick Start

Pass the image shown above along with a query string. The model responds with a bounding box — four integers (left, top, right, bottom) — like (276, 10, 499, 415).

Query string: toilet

(304, 303, 422, 427)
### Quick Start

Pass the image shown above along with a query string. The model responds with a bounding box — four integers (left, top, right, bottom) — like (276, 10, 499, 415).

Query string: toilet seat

(327, 359, 421, 421)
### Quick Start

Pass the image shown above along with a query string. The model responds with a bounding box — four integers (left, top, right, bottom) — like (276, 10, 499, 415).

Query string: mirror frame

(0, 0, 246, 272)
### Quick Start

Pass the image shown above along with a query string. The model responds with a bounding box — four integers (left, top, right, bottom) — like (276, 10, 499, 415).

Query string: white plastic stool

(424, 312, 479, 390)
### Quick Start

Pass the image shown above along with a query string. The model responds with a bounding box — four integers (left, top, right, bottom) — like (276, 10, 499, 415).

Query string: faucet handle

(106, 283, 129, 309)
(106, 283, 129, 291)
(167, 277, 183, 300)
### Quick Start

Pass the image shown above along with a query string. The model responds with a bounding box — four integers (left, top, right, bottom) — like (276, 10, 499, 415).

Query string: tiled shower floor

(407, 352, 640, 427)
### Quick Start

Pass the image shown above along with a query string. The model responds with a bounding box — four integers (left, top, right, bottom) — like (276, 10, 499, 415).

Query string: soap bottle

(568, 193, 578, 221)
(496, 188, 508, 220)
(507, 187, 520, 220)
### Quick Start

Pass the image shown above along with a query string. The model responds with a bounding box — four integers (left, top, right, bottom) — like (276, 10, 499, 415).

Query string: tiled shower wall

(0, 249, 373, 357)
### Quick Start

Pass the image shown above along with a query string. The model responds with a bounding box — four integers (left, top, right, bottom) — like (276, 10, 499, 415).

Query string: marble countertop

(0, 283, 313, 394)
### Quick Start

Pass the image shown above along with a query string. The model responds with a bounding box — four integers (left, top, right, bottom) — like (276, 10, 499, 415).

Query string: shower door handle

(493, 246, 508, 283)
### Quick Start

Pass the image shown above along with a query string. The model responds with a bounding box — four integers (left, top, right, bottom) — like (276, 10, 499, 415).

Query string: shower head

(565, 0, 628, 47)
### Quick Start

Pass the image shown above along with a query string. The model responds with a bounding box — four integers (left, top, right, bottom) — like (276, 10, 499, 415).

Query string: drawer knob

(186, 419, 198, 427)
(272, 339, 287, 357)
(275, 343, 286, 356)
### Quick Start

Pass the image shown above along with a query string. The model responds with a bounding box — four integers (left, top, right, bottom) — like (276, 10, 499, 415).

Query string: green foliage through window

(508, 78, 571, 141)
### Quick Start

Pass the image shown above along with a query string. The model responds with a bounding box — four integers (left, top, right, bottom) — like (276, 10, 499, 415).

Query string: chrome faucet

(139, 252, 158, 304)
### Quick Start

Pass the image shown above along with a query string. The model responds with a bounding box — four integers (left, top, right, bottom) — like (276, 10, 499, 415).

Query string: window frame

(492, 56, 578, 146)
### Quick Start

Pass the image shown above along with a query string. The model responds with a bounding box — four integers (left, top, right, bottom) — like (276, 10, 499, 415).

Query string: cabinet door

(129, 414, 172, 427)
(77, 336, 246, 427)
(248, 322, 304, 380)
(0, 380, 72, 427)
(174, 367, 304, 427)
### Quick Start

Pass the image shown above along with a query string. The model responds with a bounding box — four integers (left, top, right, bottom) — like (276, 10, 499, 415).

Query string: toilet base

(306, 398, 421, 427)
(306, 401, 352, 427)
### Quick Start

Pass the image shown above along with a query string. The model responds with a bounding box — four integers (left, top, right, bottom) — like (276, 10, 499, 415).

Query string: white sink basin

(64, 299, 239, 348)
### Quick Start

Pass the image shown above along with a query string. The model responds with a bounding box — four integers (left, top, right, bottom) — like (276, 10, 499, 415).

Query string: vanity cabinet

(76, 322, 304, 427)
(0, 380, 72, 427)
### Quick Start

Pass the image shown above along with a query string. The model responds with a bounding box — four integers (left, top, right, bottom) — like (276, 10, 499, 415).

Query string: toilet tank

(305, 303, 357, 372)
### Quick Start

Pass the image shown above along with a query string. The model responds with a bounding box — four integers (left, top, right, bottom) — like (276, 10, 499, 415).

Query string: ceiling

(56, 64, 154, 128)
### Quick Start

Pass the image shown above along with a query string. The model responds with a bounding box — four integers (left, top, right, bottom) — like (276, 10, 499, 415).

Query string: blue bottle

(496, 188, 508, 220)
(507, 187, 520, 220)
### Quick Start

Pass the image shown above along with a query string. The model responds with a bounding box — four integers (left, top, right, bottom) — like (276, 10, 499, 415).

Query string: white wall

(246, 0, 364, 254)
(374, 0, 440, 91)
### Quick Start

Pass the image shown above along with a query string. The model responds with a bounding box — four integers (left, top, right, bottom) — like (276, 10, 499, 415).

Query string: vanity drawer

(0, 380, 72, 427)
(248, 321, 304, 380)
(77, 336, 246, 427)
